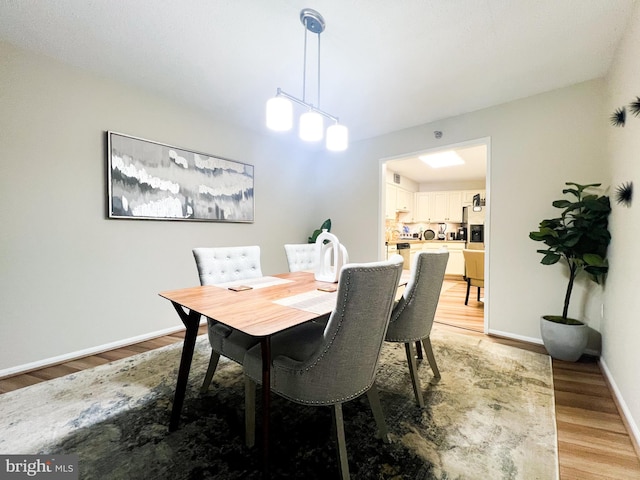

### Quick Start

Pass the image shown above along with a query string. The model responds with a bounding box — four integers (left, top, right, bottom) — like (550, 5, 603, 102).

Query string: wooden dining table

(158, 271, 341, 477)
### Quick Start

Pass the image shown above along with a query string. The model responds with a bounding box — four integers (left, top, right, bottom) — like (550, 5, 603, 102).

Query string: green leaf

(584, 197, 611, 212)
(553, 199, 572, 208)
(541, 252, 561, 265)
(583, 253, 606, 266)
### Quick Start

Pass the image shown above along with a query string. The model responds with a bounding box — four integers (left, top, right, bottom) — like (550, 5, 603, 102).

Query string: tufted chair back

(244, 255, 404, 404)
(284, 243, 318, 272)
(191, 245, 263, 394)
(193, 246, 262, 285)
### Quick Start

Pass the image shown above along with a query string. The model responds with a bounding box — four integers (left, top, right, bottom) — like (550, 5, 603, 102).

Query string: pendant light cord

(302, 21, 308, 103)
(301, 17, 322, 108)
(317, 32, 321, 109)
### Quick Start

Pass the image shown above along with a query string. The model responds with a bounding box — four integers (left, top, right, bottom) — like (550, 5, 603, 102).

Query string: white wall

(3, 30, 637, 443)
(0, 42, 326, 373)
(603, 2, 640, 445)
(315, 79, 607, 344)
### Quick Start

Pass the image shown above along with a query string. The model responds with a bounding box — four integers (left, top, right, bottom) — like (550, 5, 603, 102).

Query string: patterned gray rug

(0, 328, 558, 479)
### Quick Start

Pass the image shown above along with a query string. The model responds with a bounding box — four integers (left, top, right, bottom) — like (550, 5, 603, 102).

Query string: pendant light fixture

(266, 9, 348, 151)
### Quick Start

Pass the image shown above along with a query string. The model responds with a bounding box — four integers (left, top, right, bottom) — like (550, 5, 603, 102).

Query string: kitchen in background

(383, 143, 487, 275)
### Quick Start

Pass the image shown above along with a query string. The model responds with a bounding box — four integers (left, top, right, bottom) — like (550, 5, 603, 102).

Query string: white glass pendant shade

(299, 111, 324, 141)
(266, 96, 293, 131)
(326, 124, 348, 151)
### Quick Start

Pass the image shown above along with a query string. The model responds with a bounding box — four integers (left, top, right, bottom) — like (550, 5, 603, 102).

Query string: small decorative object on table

(314, 230, 348, 283)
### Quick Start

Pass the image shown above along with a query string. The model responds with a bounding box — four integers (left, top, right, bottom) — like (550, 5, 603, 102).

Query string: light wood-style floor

(1, 280, 639, 479)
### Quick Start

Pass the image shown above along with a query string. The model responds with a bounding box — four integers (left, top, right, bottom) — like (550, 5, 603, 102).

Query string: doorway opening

(379, 137, 490, 334)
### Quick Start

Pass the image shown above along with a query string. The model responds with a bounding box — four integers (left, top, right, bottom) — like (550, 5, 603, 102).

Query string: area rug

(0, 328, 558, 479)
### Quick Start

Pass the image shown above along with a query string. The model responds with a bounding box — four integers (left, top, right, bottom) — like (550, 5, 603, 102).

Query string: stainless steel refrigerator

(462, 206, 485, 250)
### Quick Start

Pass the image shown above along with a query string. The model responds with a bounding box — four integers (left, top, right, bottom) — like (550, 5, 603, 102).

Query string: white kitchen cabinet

(462, 190, 486, 205)
(446, 243, 465, 276)
(415, 192, 434, 222)
(432, 192, 449, 221)
(414, 189, 484, 223)
(447, 191, 463, 222)
(396, 187, 413, 212)
(431, 191, 462, 222)
(386, 184, 414, 219)
(422, 241, 465, 276)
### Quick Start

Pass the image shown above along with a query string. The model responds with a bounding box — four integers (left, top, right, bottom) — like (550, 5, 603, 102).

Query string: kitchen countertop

(386, 239, 466, 245)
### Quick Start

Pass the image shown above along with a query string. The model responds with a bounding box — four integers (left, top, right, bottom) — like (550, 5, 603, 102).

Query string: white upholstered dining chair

(192, 246, 263, 393)
(243, 255, 404, 480)
(283, 243, 318, 272)
(284, 242, 350, 274)
(385, 250, 449, 407)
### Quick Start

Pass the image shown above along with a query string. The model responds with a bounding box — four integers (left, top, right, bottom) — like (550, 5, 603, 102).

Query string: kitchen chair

(192, 246, 263, 393)
(385, 250, 449, 407)
(284, 243, 318, 272)
(462, 249, 485, 305)
(243, 256, 404, 480)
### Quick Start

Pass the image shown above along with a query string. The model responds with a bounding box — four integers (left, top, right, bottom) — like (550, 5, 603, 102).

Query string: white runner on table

(274, 290, 338, 315)
(215, 276, 294, 289)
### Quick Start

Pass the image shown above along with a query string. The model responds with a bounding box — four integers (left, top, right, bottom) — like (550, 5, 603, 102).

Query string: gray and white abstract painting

(108, 132, 254, 222)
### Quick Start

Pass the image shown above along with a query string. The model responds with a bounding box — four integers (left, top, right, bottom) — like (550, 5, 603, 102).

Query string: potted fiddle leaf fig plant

(529, 182, 611, 361)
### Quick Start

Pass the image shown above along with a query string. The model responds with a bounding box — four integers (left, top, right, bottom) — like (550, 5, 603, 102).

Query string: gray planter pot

(540, 316, 588, 362)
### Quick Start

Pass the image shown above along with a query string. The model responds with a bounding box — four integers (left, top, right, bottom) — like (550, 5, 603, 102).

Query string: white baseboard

(0, 320, 207, 379)
(488, 330, 603, 357)
(598, 357, 640, 456)
(487, 328, 543, 346)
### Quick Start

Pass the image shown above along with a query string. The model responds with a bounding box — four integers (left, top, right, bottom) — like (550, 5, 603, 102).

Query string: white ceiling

(0, 0, 635, 152)
(387, 144, 488, 184)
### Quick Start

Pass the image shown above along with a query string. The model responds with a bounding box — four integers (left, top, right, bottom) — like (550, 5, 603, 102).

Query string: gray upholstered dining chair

(385, 250, 449, 407)
(243, 255, 404, 480)
(192, 246, 263, 393)
(284, 243, 318, 272)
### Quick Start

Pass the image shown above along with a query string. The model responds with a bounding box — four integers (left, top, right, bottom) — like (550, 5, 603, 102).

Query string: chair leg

(244, 375, 256, 448)
(421, 337, 441, 379)
(366, 383, 390, 443)
(465, 279, 471, 305)
(477, 286, 481, 301)
(404, 342, 424, 408)
(200, 351, 221, 393)
(331, 403, 351, 480)
(415, 340, 423, 360)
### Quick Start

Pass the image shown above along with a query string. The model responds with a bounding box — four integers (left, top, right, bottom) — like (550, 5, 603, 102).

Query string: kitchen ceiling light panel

(419, 151, 465, 168)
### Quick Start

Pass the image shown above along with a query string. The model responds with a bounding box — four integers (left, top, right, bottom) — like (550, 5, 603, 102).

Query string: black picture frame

(107, 132, 254, 222)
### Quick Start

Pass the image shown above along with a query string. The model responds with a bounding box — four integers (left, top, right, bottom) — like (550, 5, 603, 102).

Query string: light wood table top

(159, 271, 337, 337)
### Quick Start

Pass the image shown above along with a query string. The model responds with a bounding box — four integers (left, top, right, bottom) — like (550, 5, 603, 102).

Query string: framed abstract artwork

(107, 132, 254, 222)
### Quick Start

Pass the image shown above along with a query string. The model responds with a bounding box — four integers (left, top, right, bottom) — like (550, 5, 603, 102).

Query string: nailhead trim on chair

(271, 264, 397, 405)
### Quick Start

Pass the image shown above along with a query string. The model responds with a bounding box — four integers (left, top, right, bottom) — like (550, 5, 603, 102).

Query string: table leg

(169, 303, 201, 432)
(261, 336, 272, 478)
